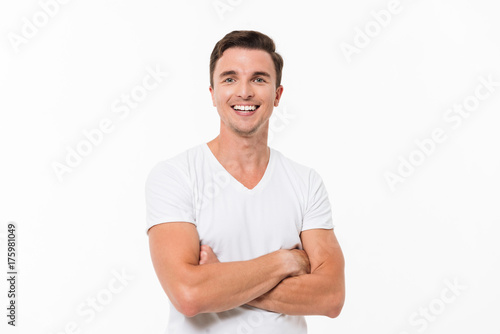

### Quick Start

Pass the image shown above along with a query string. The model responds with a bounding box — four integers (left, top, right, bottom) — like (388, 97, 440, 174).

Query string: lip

(234, 109, 257, 116)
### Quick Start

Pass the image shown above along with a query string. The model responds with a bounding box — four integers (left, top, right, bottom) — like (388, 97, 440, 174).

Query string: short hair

(209, 30, 284, 88)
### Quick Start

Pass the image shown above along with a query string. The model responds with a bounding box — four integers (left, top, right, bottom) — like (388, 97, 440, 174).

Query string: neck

(207, 122, 270, 172)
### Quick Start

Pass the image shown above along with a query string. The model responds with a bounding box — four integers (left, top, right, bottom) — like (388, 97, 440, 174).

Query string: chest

(194, 177, 306, 262)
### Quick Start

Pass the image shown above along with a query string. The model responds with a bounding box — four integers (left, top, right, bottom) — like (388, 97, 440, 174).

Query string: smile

(232, 105, 260, 112)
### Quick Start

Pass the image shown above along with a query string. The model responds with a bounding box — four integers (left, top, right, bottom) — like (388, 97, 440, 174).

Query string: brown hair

(209, 30, 284, 88)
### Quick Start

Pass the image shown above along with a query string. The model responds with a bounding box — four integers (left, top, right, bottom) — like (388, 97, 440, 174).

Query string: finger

(199, 251, 207, 264)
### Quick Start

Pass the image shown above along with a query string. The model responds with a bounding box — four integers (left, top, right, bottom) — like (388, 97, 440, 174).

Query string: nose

(236, 81, 254, 99)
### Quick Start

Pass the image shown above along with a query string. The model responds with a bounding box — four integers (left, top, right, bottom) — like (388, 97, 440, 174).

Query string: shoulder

(272, 148, 324, 185)
(146, 143, 205, 183)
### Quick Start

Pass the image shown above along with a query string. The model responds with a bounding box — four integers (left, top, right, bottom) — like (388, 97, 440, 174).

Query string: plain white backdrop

(1, 0, 499, 333)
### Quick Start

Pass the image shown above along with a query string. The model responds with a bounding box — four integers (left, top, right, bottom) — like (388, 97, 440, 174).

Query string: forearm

(179, 250, 291, 315)
(247, 270, 344, 318)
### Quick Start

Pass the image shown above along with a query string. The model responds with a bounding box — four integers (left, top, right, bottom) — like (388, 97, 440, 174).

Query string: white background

(1, 0, 499, 333)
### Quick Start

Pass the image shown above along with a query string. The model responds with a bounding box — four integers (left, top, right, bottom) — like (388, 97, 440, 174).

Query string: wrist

(278, 249, 297, 277)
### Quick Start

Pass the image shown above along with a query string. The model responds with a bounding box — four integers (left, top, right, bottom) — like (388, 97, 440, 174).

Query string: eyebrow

(253, 71, 271, 78)
(219, 70, 237, 78)
(219, 71, 271, 78)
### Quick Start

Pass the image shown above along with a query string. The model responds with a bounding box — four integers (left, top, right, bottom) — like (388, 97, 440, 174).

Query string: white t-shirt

(145, 143, 334, 334)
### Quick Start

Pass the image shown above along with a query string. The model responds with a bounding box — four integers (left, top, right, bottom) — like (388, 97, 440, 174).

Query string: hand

(287, 248, 311, 277)
(199, 244, 220, 265)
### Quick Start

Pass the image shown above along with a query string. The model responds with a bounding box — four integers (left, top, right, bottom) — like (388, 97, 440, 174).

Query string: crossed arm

(148, 222, 345, 318)
(246, 228, 344, 317)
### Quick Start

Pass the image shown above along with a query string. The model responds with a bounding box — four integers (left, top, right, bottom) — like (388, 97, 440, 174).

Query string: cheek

(216, 89, 233, 104)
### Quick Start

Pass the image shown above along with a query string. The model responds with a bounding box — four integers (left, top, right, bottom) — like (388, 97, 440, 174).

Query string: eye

(224, 78, 235, 83)
(254, 78, 265, 83)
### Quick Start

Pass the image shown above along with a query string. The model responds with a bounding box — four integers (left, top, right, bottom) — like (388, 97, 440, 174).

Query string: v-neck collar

(202, 143, 275, 193)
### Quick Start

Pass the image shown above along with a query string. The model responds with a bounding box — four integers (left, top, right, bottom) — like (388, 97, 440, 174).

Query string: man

(145, 30, 345, 333)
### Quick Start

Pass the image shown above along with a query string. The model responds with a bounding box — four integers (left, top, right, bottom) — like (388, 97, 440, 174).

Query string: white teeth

(233, 105, 257, 111)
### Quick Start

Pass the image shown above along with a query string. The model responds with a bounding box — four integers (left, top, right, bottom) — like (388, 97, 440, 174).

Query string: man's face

(210, 47, 283, 137)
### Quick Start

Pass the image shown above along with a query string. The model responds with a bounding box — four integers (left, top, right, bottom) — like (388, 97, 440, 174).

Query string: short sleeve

(145, 161, 196, 234)
(302, 169, 334, 231)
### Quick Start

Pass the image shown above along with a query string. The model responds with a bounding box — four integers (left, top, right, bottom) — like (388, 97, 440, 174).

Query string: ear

(274, 85, 284, 107)
(209, 86, 216, 107)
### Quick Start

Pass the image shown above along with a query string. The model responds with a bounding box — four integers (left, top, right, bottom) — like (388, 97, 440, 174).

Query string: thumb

(199, 251, 207, 265)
